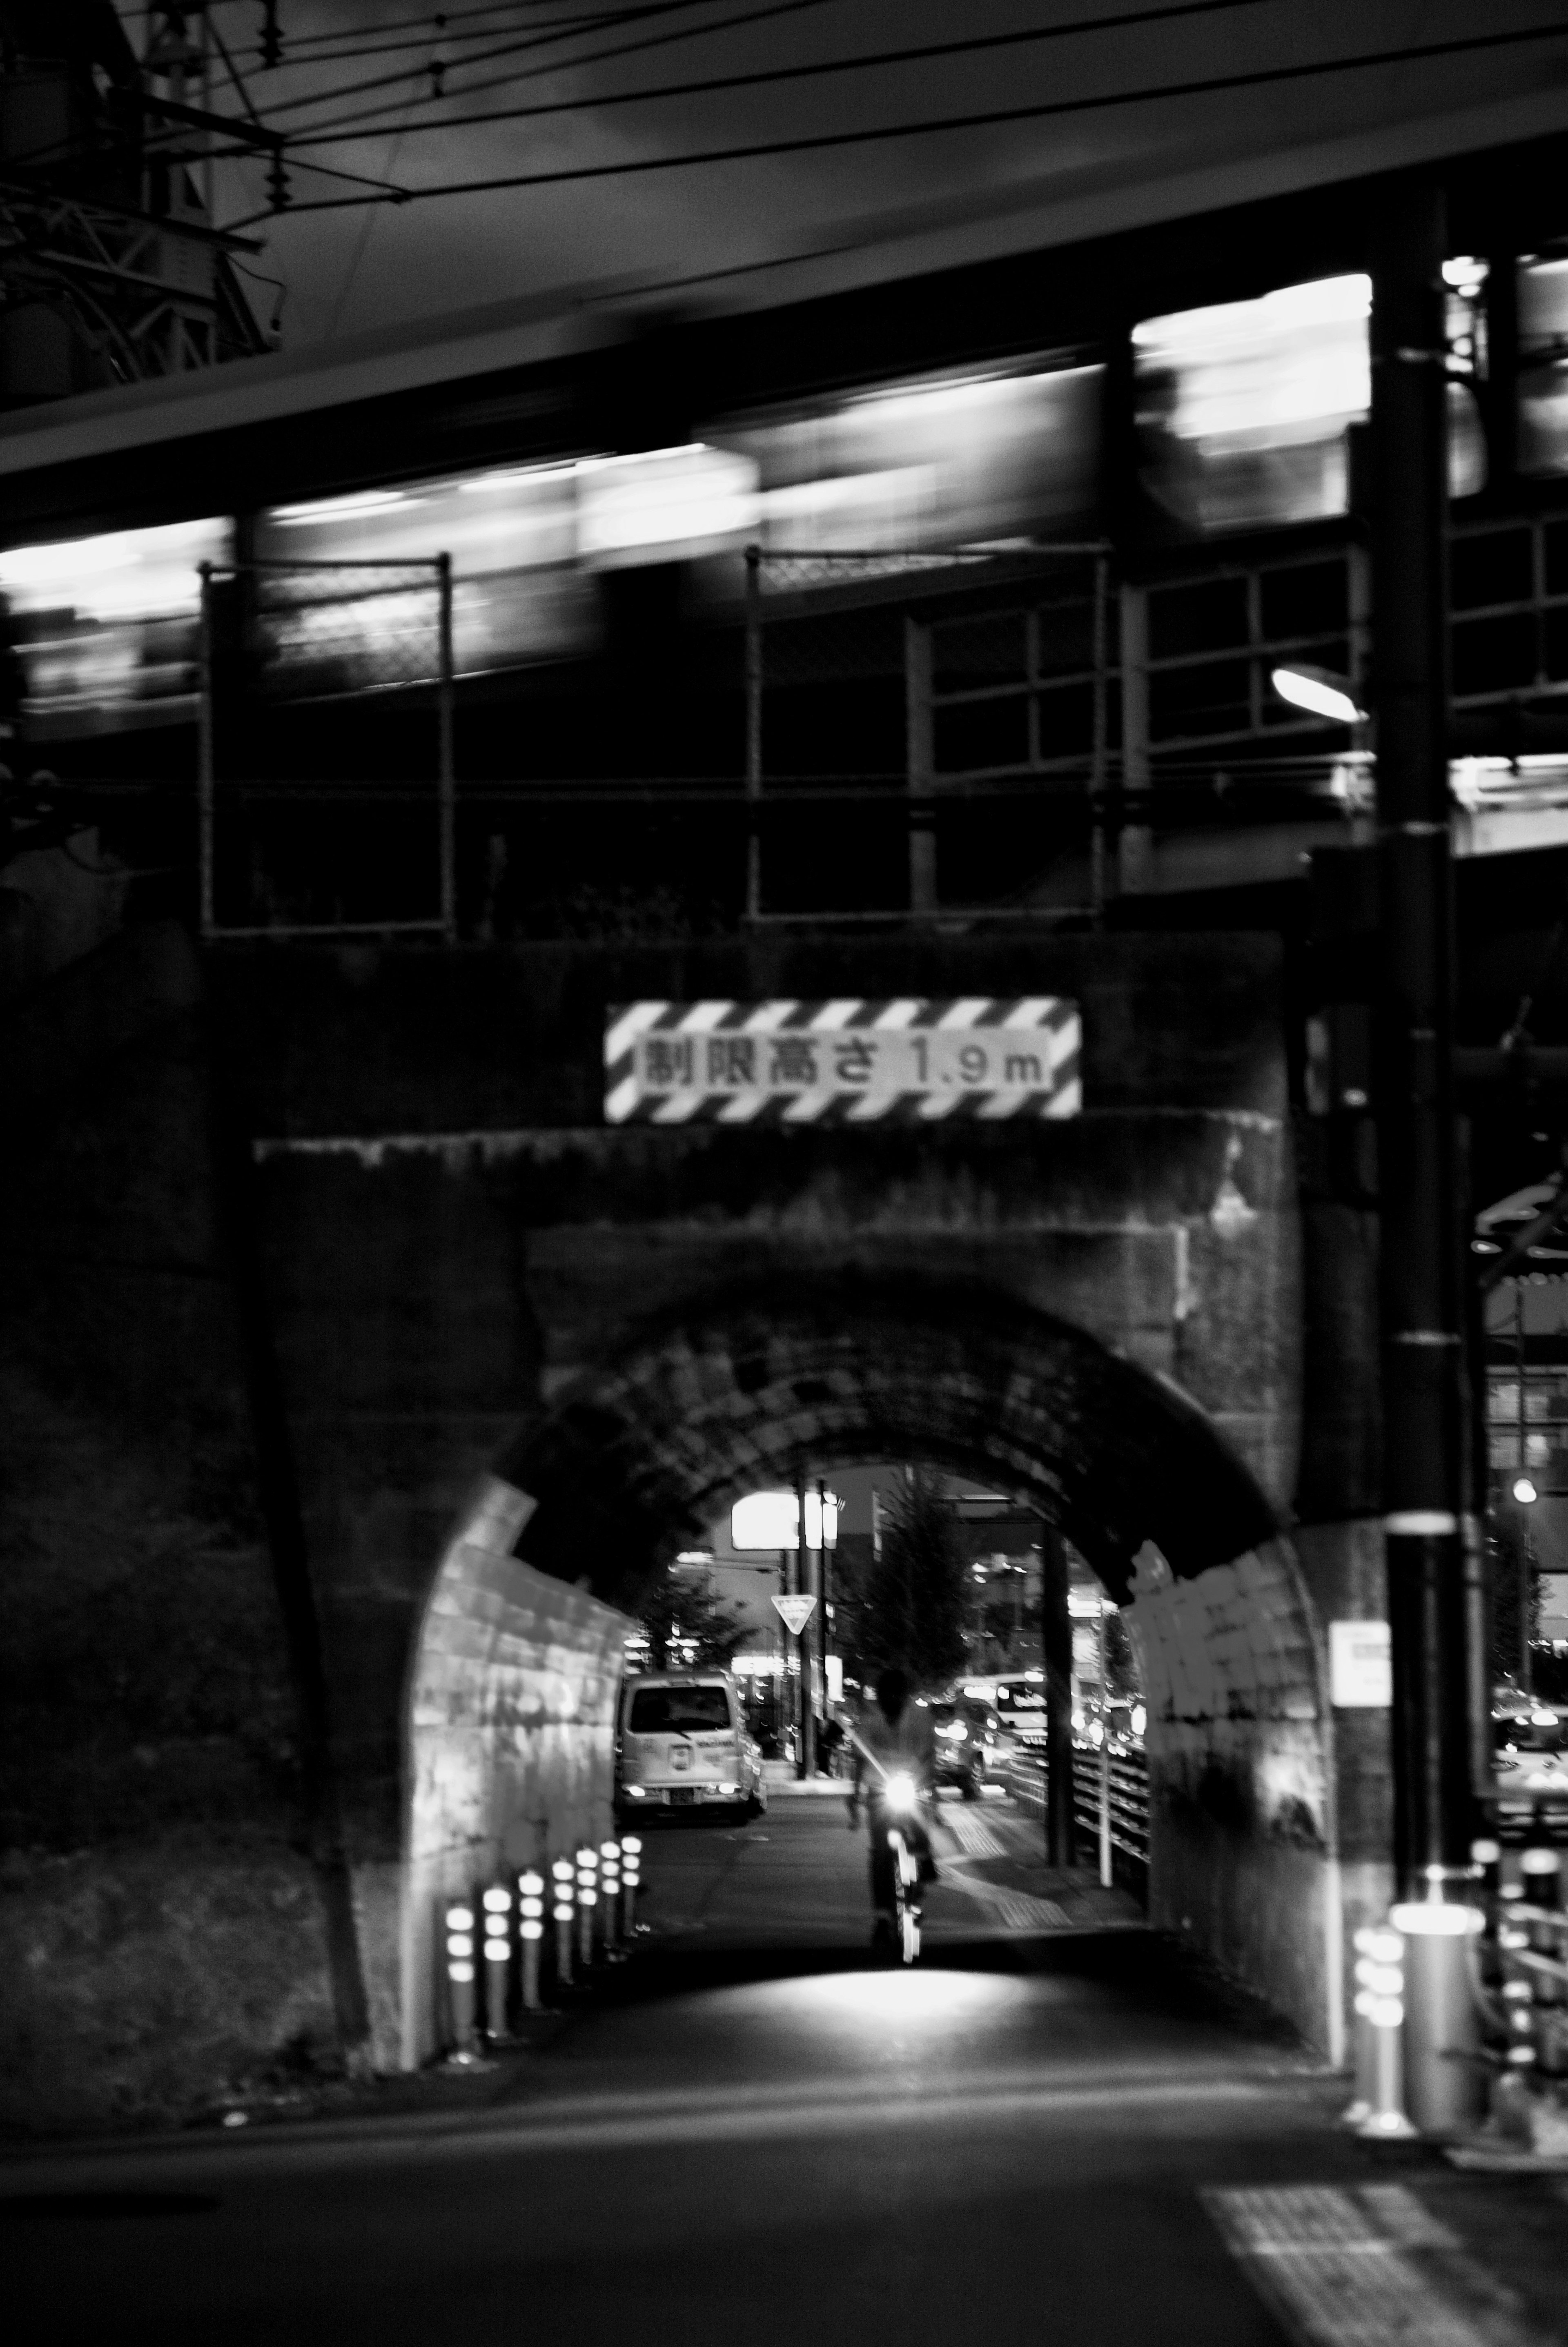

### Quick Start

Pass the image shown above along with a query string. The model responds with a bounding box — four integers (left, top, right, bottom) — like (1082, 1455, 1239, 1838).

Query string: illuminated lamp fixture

(1270, 664, 1367, 726)
(1513, 1474, 1539, 1505)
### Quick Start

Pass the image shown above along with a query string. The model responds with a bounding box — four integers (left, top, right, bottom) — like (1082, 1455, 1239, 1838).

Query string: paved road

(6, 1794, 1566, 2347)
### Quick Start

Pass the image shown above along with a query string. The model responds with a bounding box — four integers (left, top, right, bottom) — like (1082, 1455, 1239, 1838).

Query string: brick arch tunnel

(399, 1275, 1336, 2066)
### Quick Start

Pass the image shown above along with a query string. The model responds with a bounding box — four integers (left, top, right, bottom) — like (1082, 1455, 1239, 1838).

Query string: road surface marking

(1205, 2184, 1553, 2347)
(940, 1810, 1008, 1858)
(940, 1864, 1070, 1928)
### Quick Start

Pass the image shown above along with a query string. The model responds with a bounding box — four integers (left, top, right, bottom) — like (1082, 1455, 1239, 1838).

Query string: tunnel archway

(494, 1272, 1280, 1612)
(401, 1273, 1336, 2068)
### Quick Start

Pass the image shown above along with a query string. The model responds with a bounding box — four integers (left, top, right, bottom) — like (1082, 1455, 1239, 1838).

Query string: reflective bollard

(551, 1857, 575, 1989)
(575, 1846, 599, 1971)
(481, 1885, 513, 2042)
(518, 1871, 545, 2011)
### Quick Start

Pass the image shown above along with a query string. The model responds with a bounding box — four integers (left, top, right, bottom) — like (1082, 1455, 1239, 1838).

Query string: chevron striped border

(603, 998, 1080, 1125)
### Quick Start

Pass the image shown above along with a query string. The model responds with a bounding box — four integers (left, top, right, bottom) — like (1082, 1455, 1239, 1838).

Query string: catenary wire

(283, 0, 1279, 149)
(225, 17, 1568, 225)
(236, 8, 662, 70)
(248, 0, 782, 120)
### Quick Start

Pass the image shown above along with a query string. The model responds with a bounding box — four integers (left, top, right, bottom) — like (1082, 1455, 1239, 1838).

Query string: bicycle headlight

(885, 1772, 918, 1811)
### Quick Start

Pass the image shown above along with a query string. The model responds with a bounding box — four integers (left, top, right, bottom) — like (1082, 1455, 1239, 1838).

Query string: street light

(1270, 663, 1367, 726)
(1513, 1474, 1539, 1505)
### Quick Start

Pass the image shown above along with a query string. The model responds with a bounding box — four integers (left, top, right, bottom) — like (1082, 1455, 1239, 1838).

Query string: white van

(615, 1672, 767, 1820)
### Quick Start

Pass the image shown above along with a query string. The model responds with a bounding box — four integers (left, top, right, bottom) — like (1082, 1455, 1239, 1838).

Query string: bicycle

(880, 1770, 924, 1965)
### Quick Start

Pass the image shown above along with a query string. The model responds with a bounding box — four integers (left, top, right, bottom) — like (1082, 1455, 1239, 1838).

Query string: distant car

(615, 1671, 767, 1821)
(1493, 1702, 1566, 1760)
(930, 1696, 1002, 1800)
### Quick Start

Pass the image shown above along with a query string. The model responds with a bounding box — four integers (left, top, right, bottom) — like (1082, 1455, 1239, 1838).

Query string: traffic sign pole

(795, 1470, 814, 1782)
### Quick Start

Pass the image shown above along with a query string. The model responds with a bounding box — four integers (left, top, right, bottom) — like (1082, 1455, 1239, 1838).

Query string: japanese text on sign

(604, 998, 1081, 1125)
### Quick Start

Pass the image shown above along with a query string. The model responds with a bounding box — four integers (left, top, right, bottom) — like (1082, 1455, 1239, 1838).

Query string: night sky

(139, 0, 1568, 350)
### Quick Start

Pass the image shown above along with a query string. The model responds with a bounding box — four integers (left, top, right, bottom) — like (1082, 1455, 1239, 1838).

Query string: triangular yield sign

(772, 1593, 818, 1634)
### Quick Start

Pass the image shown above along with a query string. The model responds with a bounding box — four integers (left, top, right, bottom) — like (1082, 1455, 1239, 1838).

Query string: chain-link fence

(197, 556, 454, 940)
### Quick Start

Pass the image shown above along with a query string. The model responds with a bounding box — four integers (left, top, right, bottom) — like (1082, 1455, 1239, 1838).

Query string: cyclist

(847, 1665, 938, 1947)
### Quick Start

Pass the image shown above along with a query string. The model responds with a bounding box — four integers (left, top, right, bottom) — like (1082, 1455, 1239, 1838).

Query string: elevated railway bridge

(7, 128, 1568, 2126)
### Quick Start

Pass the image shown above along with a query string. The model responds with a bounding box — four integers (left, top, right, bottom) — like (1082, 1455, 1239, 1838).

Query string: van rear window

(628, 1686, 733, 1734)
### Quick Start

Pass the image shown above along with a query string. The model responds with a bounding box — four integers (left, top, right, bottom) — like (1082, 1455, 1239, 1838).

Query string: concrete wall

(399, 1476, 631, 2071)
(0, 928, 339, 2134)
(1125, 1538, 1338, 2054)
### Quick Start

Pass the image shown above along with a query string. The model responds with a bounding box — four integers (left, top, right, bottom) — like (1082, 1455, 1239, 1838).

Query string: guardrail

(1000, 1744, 1149, 1905)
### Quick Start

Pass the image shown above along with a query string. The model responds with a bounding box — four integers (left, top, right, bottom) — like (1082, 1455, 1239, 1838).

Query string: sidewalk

(762, 1763, 853, 1796)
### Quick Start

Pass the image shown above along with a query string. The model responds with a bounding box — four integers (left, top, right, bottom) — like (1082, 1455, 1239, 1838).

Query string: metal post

(745, 543, 763, 921)
(795, 1469, 814, 1780)
(551, 1857, 575, 1988)
(442, 1899, 487, 2067)
(575, 1845, 598, 1968)
(1041, 1528, 1075, 1868)
(904, 615, 936, 914)
(436, 551, 457, 945)
(1518, 1283, 1534, 1692)
(1090, 555, 1109, 920)
(816, 1478, 832, 1773)
(620, 1835, 641, 1937)
(481, 1885, 512, 2042)
(1118, 582, 1150, 895)
(1096, 1598, 1112, 1888)
(599, 1839, 621, 1954)
(518, 1871, 545, 2011)
(197, 561, 216, 938)
(1372, 177, 1486, 2128)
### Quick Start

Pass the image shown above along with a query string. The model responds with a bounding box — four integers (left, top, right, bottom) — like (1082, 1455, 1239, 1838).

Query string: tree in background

(635, 1572, 748, 1672)
(1488, 1512, 1542, 1689)
(855, 1468, 971, 1693)
(1103, 1608, 1140, 1701)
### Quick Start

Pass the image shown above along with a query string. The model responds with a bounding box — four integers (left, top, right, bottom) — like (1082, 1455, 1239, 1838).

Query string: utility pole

(816, 1478, 834, 1761)
(1040, 1529, 1075, 1867)
(1370, 176, 1486, 2131)
(795, 1469, 815, 1780)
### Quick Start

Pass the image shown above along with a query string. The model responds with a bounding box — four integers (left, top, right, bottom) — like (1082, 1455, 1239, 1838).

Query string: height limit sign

(604, 998, 1081, 1125)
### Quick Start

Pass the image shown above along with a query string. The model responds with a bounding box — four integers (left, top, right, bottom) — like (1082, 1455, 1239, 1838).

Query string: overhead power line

(236, 2, 612, 63)
(284, 0, 1277, 151)
(241, 10, 639, 72)
(226, 17, 1568, 228)
(253, 0, 777, 120)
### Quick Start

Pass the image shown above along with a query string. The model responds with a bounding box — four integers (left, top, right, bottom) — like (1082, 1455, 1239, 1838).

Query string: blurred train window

(702, 358, 1102, 582)
(1520, 258, 1568, 478)
(1135, 272, 1485, 534)
(256, 465, 597, 689)
(0, 516, 230, 739)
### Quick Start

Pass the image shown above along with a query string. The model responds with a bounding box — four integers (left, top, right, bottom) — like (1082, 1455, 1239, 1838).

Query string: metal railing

(1001, 1743, 1149, 1904)
(169, 514, 1568, 945)
(197, 554, 455, 943)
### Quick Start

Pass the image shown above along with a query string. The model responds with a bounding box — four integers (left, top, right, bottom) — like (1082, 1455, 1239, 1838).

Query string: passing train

(9, 257, 1553, 737)
(5, 236, 1568, 929)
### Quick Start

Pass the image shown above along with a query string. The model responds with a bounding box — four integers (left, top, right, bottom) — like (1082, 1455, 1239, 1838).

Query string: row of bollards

(1478, 1832, 1567, 2087)
(441, 1835, 643, 2064)
(1345, 1817, 1566, 2140)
